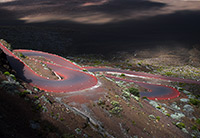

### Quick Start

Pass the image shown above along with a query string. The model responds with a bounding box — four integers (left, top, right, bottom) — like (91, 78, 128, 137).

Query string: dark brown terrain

(0, 0, 200, 137)
(0, 40, 200, 138)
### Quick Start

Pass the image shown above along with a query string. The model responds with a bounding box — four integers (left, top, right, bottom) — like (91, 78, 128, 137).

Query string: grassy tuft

(19, 53, 26, 58)
(156, 116, 160, 121)
(128, 87, 140, 97)
(4, 71, 10, 76)
(19, 90, 30, 97)
(176, 122, 185, 129)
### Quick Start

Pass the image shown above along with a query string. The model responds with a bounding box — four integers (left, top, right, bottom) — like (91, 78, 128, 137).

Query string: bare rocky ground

(0, 40, 200, 138)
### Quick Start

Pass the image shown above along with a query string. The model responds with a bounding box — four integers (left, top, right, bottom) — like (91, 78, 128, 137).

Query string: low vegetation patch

(142, 96, 148, 100)
(176, 122, 185, 129)
(110, 100, 120, 107)
(4, 71, 10, 76)
(132, 120, 136, 125)
(122, 90, 131, 100)
(128, 87, 140, 97)
(34, 96, 39, 99)
(19, 52, 26, 58)
(166, 113, 170, 117)
(82, 69, 88, 72)
(196, 118, 200, 125)
(164, 71, 173, 76)
(9, 74, 16, 80)
(156, 116, 160, 121)
(191, 125, 198, 130)
(156, 105, 162, 109)
(109, 100, 122, 115)
(97, 98, 106, 106)
(4, 71, 17, 80)
(36, 104, 42, 110)
(189, 98, 200, 106)
(19, 90, 31, 97)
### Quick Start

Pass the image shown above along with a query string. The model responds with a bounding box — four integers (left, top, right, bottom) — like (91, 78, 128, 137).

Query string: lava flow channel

(1, 43, 199, 100)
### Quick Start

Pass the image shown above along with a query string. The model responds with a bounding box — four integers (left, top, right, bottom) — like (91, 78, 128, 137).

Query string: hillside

(0, 40, 200, 138)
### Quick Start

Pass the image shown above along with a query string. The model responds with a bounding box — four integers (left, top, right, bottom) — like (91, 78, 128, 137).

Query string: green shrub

(97, 98, 105, 106)
(165, 71, 173, 76)
(137, 62, 142, 66)
(179, 82, 186, 87)
(178, 87, 184, 91)
(82, 69, 88, 72)
(195, 94, 200, 98)
(34, 96, 39, 99)
(19, 90, 30, 97)
(176, 122, 185, 129)
(36, 104, 42, 110)
(109, 106, 122, 114)
(156, 106, 162, 109)
(120, 73, 125, 77)
(111, 100, 120, 107)
(156, 68, 163, 72)
(9, 74, 16, 80)
(156, 116, 160, 121)
(196, 118, 200, 124)
(139, 102, 143, 108)
(172, 122, 176, 125)
(189, 98, 200, 106)
(4, 71, 10, 76)
(127, 63, 132, 67)
(3, 72, 17, 80)
(93, 60, 102, 65)
(51, 111, 54, 117)
(142, 96, 148, 100)
(19, 53, 26, 58)
(122, 91, 130, 100)
(109, 100, 122, 114)
(191, 125, 197, 130)
(166, 113, 170, 117)
(128, 87, 140, 97)
(56, 113, 59, 118)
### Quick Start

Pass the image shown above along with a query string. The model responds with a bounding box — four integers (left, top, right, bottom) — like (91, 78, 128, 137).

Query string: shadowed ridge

(0, 42, 32, 83)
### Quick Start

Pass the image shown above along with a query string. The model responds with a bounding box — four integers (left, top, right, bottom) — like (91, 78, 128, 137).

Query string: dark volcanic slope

(0, 0, 200, 56)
